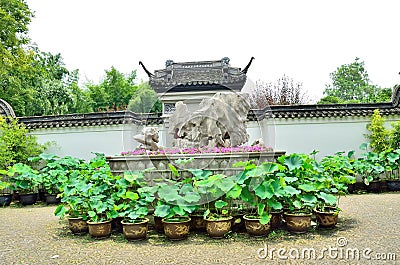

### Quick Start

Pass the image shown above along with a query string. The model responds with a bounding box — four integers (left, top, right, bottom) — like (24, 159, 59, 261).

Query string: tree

(0, 1, 94, 116)
(0, 0, 36, 116)
(128, 82, 161, 113)
(319, 58, 392, 104)
(68, 82, 93, 114)
(102, 67, 137, 109)
(86, 67, 138, 111)
(248, 75, 309, 109)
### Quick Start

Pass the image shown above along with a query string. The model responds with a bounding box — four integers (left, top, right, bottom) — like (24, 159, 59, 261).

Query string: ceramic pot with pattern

(284, 212, 312, 233)
(243, 215, 270, 237)
(162, 216, 191, 241)
(87, 220, 112, 238)
(121, 218, 149, 240)
(205, 216, 233, 239)
(68, 216, 88, 234)
(314, 207, 339, 228)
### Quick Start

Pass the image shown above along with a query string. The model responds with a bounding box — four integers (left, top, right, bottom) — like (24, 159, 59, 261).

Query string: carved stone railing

(107, 151, 285, 184)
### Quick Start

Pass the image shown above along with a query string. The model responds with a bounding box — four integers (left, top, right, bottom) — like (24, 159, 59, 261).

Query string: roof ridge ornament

(139, 61, 154, 78)
(221, 57, 230, 65)
(241, 57, 255, 74)
(165, 60, 174, 67)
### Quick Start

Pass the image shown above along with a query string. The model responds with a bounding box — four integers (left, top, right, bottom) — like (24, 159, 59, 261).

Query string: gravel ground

(0, 193, 399, 265)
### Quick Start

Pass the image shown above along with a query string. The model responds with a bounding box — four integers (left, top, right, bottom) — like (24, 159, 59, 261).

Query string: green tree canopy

(319, 58, 392, 104)
(0, 0, 36, 116)
(128, 82, 161, 113)
(86, 67, 138, 111)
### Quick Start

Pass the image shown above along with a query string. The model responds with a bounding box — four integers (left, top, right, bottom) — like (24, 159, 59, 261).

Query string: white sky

(26, 0, 399, 102)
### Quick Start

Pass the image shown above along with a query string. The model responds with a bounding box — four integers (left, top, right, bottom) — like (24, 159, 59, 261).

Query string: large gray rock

(133, 127, 160, 151)
(169, 92, 250, 148)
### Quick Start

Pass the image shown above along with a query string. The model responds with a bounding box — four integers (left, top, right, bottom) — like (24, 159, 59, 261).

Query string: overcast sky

(26, 0, 399, 102)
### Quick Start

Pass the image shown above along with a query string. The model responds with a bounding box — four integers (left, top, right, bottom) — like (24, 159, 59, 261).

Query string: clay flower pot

(122, 218, 149, 240)
(190, 214, 206, 231)
(243, 215, 270, 237)
(0, 193, 12, 207)
(112, 217, 123, 233)
(386, 180, 400, 191)
(44, 194, 61, 204)
(231, 213, 245, 232)
(19, 193, 38, 205)
(366, 180, 381, 193)
(87, 220, 112, 238)
(205, 216, 233, 239)
(284, 212, 312, 233)
(153, 216, 164, 233)
(314, 207, 339, 228)
(270, 211, 283, 230)
(162, 216, 191, 241)
(68, 216, 88, 234)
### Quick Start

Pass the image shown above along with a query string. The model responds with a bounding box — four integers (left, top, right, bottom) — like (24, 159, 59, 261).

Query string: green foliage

(113, 171, 156, 222)
(390, 121, 400, 150)
(365, 109, 390, 153)
(86, 67, 138, 111)
(0, 3, 87, 117)
(0, 0, 35, 116)
(154, 180, 200, 219)
(54, 153, 119, 222)
(355, 150, 384, 184)
(277, 152, 355, 213)
(317, 96, 343, 105)
(379, 149, 400, 180)
(320, 58, 392, 104)
(35, 153, 81, 195)
(67, 81, 93, 114)
(234, 161, 284, 224)
(3, 163, 40, 193)
(1, 1, 163, 116)
(24, 49, 92, 116)
(0, 117, 45, 170)
(128, 82, 161, 113)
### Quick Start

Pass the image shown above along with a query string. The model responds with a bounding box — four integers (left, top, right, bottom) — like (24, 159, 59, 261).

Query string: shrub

(390, 121, 400, 150)
(365, 109, 390, 153)
(0, 117, 46, 170)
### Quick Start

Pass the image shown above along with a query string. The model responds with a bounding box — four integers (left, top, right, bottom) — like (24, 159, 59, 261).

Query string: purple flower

(121, 144, 273, 156)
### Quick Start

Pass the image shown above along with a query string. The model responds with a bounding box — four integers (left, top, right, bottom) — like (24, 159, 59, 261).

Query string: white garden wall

(28, 114, 400, 161)
(32, 124, 152, 160)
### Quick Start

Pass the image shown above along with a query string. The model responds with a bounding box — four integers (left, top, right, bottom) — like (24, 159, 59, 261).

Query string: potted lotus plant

(54, 155, 98, 234)
(4, 163, 41, 205)
(113, 170, 156, 240)
(154, 179, 200, 240)
(317, 151, 356, 228)
(234, 160, 285, 236)
(186, 168, 213, 232)
(55, 153, 118, 238)
(380, 149, 400, 191)
(34, 154, 75, 204)
(356, 151, 384, 193)
(194, 173, 240, 239)
(154, 163, 202, 240)
(84, 154, 118, 238)
(278, 153, 321, 233)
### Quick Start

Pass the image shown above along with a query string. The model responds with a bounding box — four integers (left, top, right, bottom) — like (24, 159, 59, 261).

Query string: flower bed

(120, 145, 273, 156)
